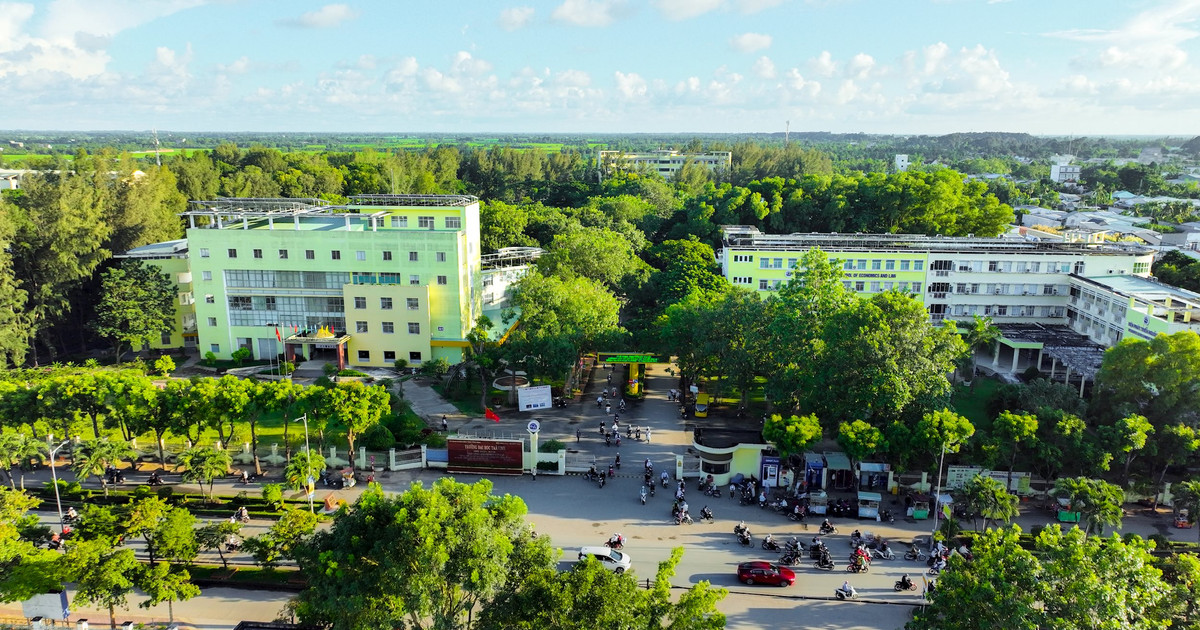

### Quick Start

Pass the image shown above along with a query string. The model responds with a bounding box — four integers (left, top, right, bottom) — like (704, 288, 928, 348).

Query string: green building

(120, 195, 538, 369)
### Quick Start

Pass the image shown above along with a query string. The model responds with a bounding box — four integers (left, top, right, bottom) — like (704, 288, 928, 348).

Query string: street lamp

(294, 414, 314, 513)
(47, 439, 70, 533)
(930, 440, 952, 545)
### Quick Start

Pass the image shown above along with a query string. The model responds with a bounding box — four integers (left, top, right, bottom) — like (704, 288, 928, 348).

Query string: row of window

(842, 259, 926, 272)
(949, 304, 1066, 318)
(352, 321, 422, 335)
(931, 259, 1076, 274)
(388, 215, 460, 230)
(200, 248, 450, 263)
(219, 270, 449, 288)
(350, 297, 421, 310)
(358, 350, 423, 362)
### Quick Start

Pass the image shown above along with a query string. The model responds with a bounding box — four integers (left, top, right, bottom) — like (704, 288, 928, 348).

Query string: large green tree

(763, 413, 822, 459)
(294, 478, 555, 630)
(1052, 476, 1125, 536)
(0, 489, 63, 603)
(66, 538, 140, 630)
(177, 446, 232, 500)
(0, 199, 29, 367)
(92, 260, 177, 360)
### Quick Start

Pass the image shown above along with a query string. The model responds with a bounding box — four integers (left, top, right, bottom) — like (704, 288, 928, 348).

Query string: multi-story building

(719, 226, 1166, 348)
(1050, 164, 1082, 183)
(894, 154, 910, 173)
(121, 195, 538, 369)
(598, 150, 731, 179)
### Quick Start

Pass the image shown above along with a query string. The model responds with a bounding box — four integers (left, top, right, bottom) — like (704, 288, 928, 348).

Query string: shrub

(539, 439, 566, 453)
(359, 424, 396, 450)
(231, 347, 252, 366)
(278, 362, 296, 375)
(204, 351, 217, 367)
(1150, 533, 1171, 550)
(322, 363, 339, 377)
(154, 355, 175, 377)
(393, 358, 408, 372)
(132, 485, 154, 500)
(536, 461, 558, 471)
(156, 486, 175, 501)
(423, 432, 447, 448)
(384, 411, 427, 446)
(337, 369, 369, 377)
(261, 483, 284, 510)
(419, 357, 450, 378)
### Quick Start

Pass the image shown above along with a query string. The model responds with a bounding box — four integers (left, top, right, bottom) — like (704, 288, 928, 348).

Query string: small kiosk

(857, 491, 882, 520)
(808, 490, 829, 515)
(1056, 497, 1081, 523)
(911, 493, 933, 520)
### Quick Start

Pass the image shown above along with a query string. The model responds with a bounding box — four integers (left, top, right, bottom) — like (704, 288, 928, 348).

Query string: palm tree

(72, 439, 136, 497)
(963, 474, 1020, 530)
(0, 433, 46, 490)
(964, 314, 1001, 384)
(284, 448, 326, 491)
(177, 446, 232, 501)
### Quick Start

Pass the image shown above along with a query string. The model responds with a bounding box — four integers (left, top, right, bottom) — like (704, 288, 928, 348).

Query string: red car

(737, 561, 796, 586)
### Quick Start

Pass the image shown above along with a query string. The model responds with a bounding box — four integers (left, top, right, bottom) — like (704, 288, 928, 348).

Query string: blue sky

(1, 0, 1198, 134)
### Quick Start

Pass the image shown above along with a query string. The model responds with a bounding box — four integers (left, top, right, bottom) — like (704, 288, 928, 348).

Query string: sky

(1, 0, 1199, 135)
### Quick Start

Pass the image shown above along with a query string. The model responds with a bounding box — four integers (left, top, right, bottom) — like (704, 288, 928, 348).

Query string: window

(1002, 261, 1013, 273)
(409, 351, 422, 361)
(306, 250, 315, 260)
(356, 321, 369, 333)
(384, 351, 396, 361)
(331, 250, 341, 260)
(383, 251, 393, 261)
(436, 252, 446, 263)
(856, 259, 867, 270)
(885, 260, 895, 270)
(382, 321, 394, 334)
(445, 217, 461, 229)
(210, 344, 220, 353)
(899, 282, 910, 292)
(205, 294, 215, 304)
(760, 259, 770, 269)
(202, 271, 212, 281)
(914, 261, 924, 271)
(406, 298, 420, 310)
(409, 251, 419, 262)
(358, 350, 370, 361)
(883, 282, 894, 291)
(279, 249, 288, 259)
(759, 280, 769, 290)
(227, 248, 237, 258)
(870, 281, 881, 292)
(380, 297, 393, 310)
(732, 276, 752, 284)
(354, 297, 366, 309)
(418, 216, 435, 229)
(207, 317, 217, 327)
(871, 260, 882, 270)
(843, 260, 854, 270)
(408, 322, 421, 334)
(409, 274, 420, 285)
(437, 275, 447, 285)
(199, 248, 210, 258)
(855, 282, 865, 291)
(253, 249, 263, 259)
(265, 296, 276, 310)
(843, 281, 851, 290)
(787, 258, 797, 269)
(391, 216, 408, 228)
(160, 332, 172, 344)
(1133, 262, 1150, 274)
(733, 254, 752, 263)
(900, 260, 911, 271)
(230, 296, 252, 310)
(356, 251, 366, 261)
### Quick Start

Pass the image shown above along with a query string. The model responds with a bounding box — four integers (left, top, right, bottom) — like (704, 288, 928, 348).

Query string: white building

(598, 150, 731, 179)
(1050, 164, 1082, 183)
(894, 154, 910, 172)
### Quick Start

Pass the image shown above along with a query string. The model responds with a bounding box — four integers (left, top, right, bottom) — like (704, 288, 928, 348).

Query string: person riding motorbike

(608, 533, 625, 548)
(762, 533, 777, 550)
(65, 506, 78, 522)
(700, 505, 713, 521)
(899, 574, 914, 590)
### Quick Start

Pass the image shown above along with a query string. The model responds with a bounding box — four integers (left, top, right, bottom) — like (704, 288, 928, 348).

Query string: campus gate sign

(447, 437, 524, 475)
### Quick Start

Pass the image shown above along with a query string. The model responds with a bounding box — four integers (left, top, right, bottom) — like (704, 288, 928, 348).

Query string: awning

(823, 451, 852, 471)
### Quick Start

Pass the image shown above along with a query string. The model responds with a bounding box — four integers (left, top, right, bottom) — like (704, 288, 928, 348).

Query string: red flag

(293, 324, 298, 334)
(275, 327, 282, 342)
(485, 408, 501, 422)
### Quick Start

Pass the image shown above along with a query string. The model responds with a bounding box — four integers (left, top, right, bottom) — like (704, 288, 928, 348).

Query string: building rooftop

(1083, 275, 1200, 308)
(995, 323, 1107, 379)
(116, 239, 188, 258)
(720, 226, 1153, 256)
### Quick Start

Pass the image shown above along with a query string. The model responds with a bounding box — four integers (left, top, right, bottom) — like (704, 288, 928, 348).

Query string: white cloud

(614, 70, 647, 99)
(499, 6, 535, 31)
(736, 0, 786, 12)
(422, 67, 462, 93)
(753, 56, 776, 79)
(217, 56, 250, 75)
(810, 50, 837, 77)
(278, 4, 360, 29)
(551, 0, 626, 27)
(846, 53, 875, 79)
(730, 32, 772, 53)
(452, 51, 493, 76)
(653, 0, 723, 20)
(784, 68, 821, 98)
(1048, 0, 1200, 72)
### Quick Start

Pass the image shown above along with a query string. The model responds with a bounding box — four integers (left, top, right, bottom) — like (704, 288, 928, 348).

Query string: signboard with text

(447, 438, 524, 475)
(517, 385, 553, 411)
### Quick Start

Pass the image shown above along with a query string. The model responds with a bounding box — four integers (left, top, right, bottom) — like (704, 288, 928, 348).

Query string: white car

(578, 546, 632, 574)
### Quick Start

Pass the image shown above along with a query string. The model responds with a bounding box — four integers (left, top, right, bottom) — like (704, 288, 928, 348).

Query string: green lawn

(951, 378, 1002, 426)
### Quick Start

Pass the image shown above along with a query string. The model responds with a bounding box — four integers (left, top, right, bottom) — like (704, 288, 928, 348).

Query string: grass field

(950, 377, 1002, 427)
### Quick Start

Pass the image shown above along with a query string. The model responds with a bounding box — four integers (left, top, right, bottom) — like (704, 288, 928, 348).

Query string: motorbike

(819, 523, 838, 536)
(762, 537, 780, 551)
(661, 475, 670, 488)
(871, 545, 896, 561)
(605, 538, 625, 550)
(640, 487, 648, 505)
(847, 559, 869, 573)
(880, 508, 896, 523)
(704, 486, 722, 497)
(676, 512, 693, 525)
(699, 507, 714, 523)
(608, 464, 615, 478)
(733, 521, 749, 537)
(778, 552, 801, 566)
(147, 472, 164, 487)
(894, 579, 917, 592)
(808, 543, 827, 560)
(834, 585, 858, 600)
(813, 557, 836, 571)
(598, 475, 606, 489)
(736, 531, 752, 546)
(553, 397, 567, 408)
(584, 469, 599, 482)
(787, 510, 806, 522)
(904, 545, 929, 562)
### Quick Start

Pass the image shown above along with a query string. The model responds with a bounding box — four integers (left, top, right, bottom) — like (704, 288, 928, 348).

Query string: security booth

(808, 490, 829, 515)
(857, 491, 882, 520)
(857, 462, 891, 491)
(911, 493, 933, 520)
(823, 451, 854, 491)
(803, 452, 825, 491)
(1056, 497, 1081, 523)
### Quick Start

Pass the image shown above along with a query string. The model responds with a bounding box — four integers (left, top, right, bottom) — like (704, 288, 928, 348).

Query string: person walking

(646, 427, 652, 443)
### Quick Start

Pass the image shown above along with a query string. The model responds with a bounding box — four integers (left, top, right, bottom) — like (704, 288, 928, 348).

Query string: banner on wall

(517, 385, 553, 411)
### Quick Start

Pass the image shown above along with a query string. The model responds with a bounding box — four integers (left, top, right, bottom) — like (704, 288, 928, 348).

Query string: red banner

(446, 438, 523, 475)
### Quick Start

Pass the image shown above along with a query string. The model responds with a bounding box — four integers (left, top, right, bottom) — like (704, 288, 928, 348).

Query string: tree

(1093, 331, 1200, 428)
(990, 411, 1038, 491)
(1149, 423, 1198, 510)
(506, 271, 623, 358)
(960, 474, 1019, 530)
(92, 259, 177, 360)
(762, 413, 822, 459)
(1155, 552, 1200, 627)
(66, 538, 139, 630)
(327, 381, 390, 470)
(196, 520, 243, 570)
(136, 562, 200, 624)
(536, 226, 650, 291)
(1106, 413, 1154, 486)
(915, 409, 976, 460)
(0, 199, 29, 368)
(478, 547, 726, 630)
(0, 489, 64, 603)
(245, 507, 318, 569)
(284, 448, 326, 491)
(154, 354, 175, 378)
(71, 438, 135, 497)
(962, 314, 1000, 383)
(0, 433, 44, 489)
(1174, 480, 1200, 544)
(177, 446, 231, 501)
(294, 479, 556, 630)
(1052, 476, 1125, 536)
(837, 420, 887, 463)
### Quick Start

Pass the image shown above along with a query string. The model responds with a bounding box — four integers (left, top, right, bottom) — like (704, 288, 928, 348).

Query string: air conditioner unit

(994, 289, 1003, 294)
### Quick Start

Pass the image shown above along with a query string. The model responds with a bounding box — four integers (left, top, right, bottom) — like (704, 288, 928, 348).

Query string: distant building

(598, 150, 730, 179)
(894, 154, 910, 172)
(1050, 164, 1081, 183)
